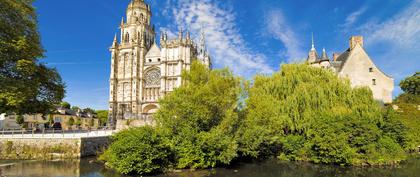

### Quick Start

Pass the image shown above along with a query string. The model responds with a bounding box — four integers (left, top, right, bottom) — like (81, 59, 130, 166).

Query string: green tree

(75, 119, 81, 127)
(16, 115, 25, 126)
(83, 108, 95, 114)
(60, 102, 71, 109)
(393, 73, 420, 151)
(96, 110, 108, 126)
(0, 0, 65, 115)
(101, 61, 243, 174)
(154, 61, 242, 169)
(71, 106, 80, 111)
(399, 72, 419, 95)
(238, 64, 406, 165)
(48, 114, 54, 125)
(67, 117, 75, 126)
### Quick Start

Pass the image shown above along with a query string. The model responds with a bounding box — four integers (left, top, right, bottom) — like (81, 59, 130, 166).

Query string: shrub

(99, 126, 172, 175)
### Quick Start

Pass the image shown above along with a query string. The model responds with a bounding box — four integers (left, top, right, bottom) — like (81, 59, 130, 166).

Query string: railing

(0, 127, 116, 139)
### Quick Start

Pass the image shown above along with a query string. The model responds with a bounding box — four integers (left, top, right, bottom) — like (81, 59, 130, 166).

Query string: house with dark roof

(307, 36, 394, 103)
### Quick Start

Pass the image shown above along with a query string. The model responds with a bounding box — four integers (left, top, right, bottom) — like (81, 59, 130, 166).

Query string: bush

(99, 126, 172, 175)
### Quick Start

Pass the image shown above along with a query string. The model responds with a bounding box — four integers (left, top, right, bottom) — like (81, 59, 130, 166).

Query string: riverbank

(0, 156, 419, 177)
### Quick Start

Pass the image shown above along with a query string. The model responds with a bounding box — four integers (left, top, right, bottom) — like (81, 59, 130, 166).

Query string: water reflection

(0, 156, 419, 177)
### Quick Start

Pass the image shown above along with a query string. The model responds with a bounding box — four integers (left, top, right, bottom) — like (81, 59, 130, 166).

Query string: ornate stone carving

(145, 69, 160, 87)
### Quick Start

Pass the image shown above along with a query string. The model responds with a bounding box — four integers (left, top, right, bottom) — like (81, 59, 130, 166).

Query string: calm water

(0, 156, 419, 177)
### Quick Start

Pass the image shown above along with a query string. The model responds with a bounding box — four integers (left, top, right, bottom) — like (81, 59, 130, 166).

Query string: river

(0, 156, 419, 177)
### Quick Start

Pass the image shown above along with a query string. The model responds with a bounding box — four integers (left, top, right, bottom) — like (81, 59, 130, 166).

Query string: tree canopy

(399, 72, 419, 95)
(238, 64, 406, 165)
(0, 0, 65, 115)
(101, 63, 411, 175)
(60, 102, 71, 109)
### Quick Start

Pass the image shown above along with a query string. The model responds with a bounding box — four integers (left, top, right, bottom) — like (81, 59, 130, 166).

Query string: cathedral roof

(145, 42, 161, 58)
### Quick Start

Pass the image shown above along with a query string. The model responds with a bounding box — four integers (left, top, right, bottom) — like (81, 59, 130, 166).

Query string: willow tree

(238, 64, 406, 165)
(0, 0, 65, 115)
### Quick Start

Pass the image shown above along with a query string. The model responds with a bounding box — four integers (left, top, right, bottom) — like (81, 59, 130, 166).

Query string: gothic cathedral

(108, 0, 211, 127)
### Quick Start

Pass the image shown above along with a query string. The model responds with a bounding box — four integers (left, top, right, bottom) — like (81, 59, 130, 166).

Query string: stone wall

(80, 137, 110, 157)
(115, 119, 155, 130)
(0, 137, 110, 160)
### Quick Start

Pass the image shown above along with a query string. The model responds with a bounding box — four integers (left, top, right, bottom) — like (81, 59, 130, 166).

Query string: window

(125, 33, 130, 43)
(372, 79, 376, 85)
(158, 58, 161, 62)
(145, 69, 161, 87)
(54, 117, 62, 123)
(369, 67, 373, 72)
(149, 59, 152, 62)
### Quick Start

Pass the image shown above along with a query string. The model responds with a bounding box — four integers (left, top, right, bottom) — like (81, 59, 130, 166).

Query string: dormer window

(369, 67, 373, 72)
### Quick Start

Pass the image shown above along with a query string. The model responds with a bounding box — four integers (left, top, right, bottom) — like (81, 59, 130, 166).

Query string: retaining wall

(0, 136, 110, 160)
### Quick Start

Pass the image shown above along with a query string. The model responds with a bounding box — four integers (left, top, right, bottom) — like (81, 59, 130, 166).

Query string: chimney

(349, 36, 363, 50)
(333, 53, 340, 61)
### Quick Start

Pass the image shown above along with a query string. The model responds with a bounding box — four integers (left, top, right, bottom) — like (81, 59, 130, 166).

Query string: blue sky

(33, 0, 420, 110)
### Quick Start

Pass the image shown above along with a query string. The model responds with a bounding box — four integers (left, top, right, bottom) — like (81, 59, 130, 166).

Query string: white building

(307, 36, 394, 103)
(108, 0, 211, 126)
(0, 113, 21, 130)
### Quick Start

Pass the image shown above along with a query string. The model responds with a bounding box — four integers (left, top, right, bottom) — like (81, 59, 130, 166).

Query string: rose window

(145, 69, 160, 87)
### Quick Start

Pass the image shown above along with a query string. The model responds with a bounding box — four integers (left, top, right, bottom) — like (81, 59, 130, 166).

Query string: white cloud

(361, 1, 420, 49)
(164, 0, 274, 77)
(341, 6, 367, 29)
(265, 9, 305, 62)
(356, 0, 420, 95)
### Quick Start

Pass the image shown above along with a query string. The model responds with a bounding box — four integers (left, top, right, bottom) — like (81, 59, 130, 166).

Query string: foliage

(100, 126, 172, 175)
(96, 110, 108, 126)
(102, 63, 411, 175)
(67, 117, 75, 126)
(89, 118, 95, 127)
(238, 64, 406, 165)
(154, 61, 242, 169)
(75, 119, 81, 127)
(60, 102, 71, 109)
(101, 61, 243, 174)
(399, 72, 419, 95)
(0, 0, 65, 115)
(71, 106, 80, 111)
(48, 114, 54, 125)
(16, 115, 25, 125)
(83, 108, 95, 114)
(392, 74, 420, 151)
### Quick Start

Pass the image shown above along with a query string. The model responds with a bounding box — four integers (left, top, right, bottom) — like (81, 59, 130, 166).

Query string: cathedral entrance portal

(143, 104, 158, 114)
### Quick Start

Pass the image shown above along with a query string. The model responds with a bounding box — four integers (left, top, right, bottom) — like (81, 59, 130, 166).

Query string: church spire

(199, 27, 206, 52)
(321, 48, 329, 61)
(111, 33, 118, 48)
(178, 27, 183, 40)
(311, 32, 315, 51)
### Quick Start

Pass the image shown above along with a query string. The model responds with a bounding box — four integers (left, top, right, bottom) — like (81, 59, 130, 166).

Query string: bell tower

(108, 0, 155, 127)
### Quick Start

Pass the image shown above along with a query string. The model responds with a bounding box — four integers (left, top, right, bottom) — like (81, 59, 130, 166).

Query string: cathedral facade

(307, 36, 394, 103)
(108, 0, 211, 126)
